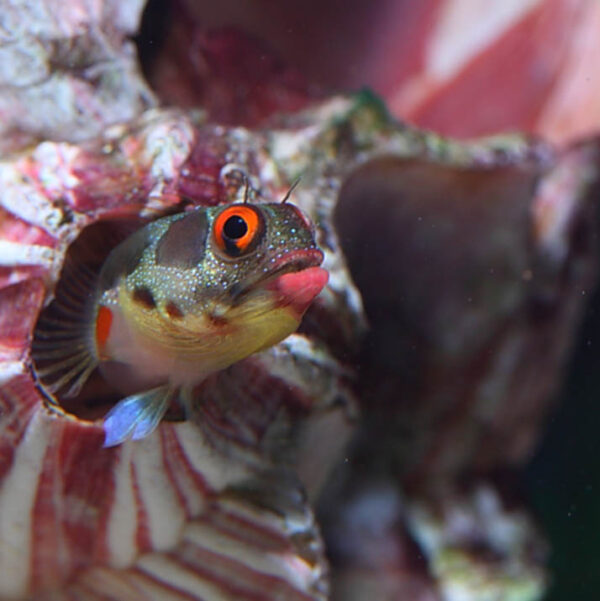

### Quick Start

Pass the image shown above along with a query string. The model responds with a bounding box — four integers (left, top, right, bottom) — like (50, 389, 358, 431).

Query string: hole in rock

(32, 217, 146, 420)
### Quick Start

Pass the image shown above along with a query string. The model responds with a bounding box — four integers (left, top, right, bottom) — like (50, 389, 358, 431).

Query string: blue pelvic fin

(102, 386, 173, 447)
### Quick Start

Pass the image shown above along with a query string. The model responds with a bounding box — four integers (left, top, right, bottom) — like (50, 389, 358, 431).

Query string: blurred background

(142, 0, 600, 144)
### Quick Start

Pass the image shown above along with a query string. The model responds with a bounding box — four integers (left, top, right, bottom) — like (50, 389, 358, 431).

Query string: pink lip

(266, 266, 329, 317)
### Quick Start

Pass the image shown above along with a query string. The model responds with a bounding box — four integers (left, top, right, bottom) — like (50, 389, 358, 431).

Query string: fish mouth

(260, 248, 328, 317)
(230, 248, 327, 312)
(265, 248, 325, 279)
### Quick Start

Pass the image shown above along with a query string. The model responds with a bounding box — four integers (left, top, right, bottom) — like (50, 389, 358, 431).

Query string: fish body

(33, 201, 328, 445)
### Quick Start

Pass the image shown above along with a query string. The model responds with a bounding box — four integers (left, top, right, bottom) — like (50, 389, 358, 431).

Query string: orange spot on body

(96, 306, 113, 354)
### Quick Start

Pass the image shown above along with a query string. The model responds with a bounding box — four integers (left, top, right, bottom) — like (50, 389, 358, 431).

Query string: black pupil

(223, 215, 248, 240)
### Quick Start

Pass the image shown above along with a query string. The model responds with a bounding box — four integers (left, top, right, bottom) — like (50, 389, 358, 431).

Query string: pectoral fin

(103, 385, 174, 447)
(32, 258, 99, 398)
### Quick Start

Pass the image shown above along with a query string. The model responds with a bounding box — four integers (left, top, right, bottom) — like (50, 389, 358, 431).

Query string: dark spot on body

(132, 286, 156, 309)
(155, 210, 208, 268)
(165, 301, 184, 319)
(208, 313, 228, 328)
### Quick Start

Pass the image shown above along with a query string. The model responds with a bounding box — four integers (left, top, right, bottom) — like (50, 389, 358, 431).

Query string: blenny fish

(32, 201, 328, 446)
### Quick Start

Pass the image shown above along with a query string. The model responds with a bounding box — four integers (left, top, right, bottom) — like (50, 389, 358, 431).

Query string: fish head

(208, 201, 327, 318)
(191, 201, 328, 360)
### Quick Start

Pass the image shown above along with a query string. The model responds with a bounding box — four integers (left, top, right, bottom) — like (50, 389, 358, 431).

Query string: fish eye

(223, 215, 248, 239)
(213, 204, 264, 257)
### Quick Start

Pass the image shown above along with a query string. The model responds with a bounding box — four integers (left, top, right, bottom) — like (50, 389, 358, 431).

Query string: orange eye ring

(213, 204, 264, 257)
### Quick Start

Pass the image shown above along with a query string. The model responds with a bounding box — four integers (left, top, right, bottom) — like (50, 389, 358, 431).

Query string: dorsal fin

(32, 256, 99, 399)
